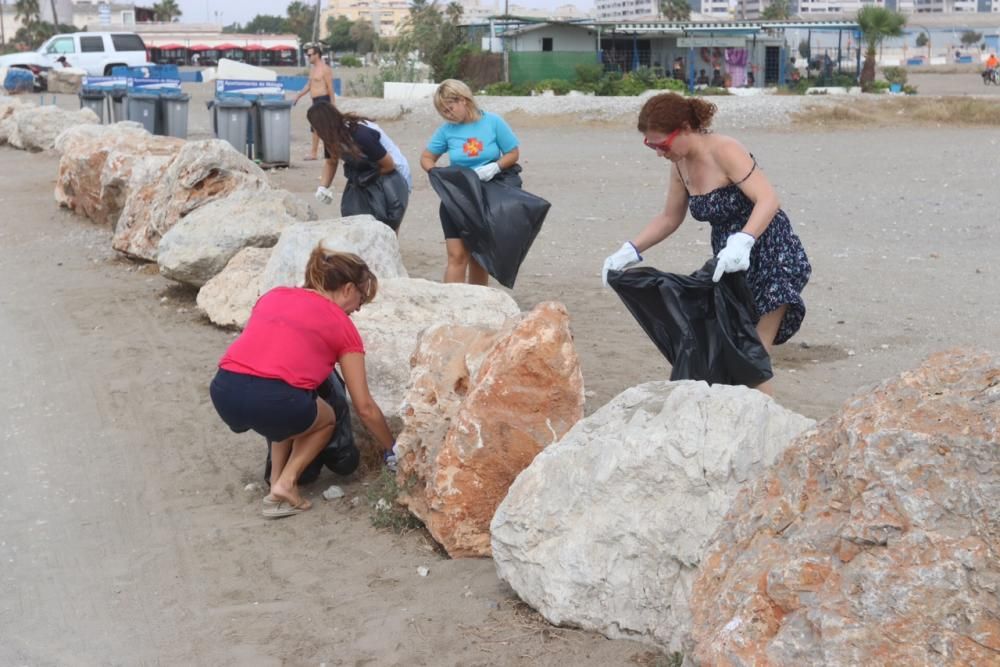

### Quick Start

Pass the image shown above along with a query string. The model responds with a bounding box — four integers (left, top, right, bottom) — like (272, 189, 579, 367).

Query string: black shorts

(440, 204, 462, 239)
(309, 95, 332, 134)
(210, 369, 317, 442)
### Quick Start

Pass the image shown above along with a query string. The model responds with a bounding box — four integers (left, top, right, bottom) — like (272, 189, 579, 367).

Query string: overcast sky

(176, 0, 593, 27)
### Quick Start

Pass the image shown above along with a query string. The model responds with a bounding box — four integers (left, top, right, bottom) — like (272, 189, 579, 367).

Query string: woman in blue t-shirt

(307, 103, 410, 232)
(419, 79, 520, 285)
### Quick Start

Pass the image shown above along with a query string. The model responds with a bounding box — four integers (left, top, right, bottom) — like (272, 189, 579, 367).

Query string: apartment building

(912, 0, 979, 11)
(736, 0, 998, 15)
(594, 0, 659, 20)
(319, 0, 412, 38)
(595, 0, 735, 20)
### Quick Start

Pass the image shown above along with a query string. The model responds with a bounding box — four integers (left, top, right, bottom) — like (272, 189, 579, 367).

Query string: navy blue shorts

(210, 369, 317, 443)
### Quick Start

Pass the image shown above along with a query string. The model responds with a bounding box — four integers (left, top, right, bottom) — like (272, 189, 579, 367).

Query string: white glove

(712, 232, 755, 282)
(473, 162, 501, 182)
(315, 185, 334, 205)
(602, 242, 642, 287)
(383, 442, 400, 472)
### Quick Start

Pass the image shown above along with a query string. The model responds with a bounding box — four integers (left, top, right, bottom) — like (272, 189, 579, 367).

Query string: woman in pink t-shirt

(210, 246, 396, 518)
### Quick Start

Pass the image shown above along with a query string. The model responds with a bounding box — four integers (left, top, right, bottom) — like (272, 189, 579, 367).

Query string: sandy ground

(2, 76, 999, 665)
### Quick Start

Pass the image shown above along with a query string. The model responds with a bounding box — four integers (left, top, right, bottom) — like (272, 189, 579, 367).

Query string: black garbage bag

(607, 259, 773, 387)
(264, 370, 359, 486)
(340, 160, 410, 232)
(428, 165, 550, 288)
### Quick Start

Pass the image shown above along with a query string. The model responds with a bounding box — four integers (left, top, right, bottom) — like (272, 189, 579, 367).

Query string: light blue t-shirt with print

(426, 111, 519, 168)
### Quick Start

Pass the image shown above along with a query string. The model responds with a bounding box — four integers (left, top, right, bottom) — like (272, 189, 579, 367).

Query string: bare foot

(269, 481, 311, 510)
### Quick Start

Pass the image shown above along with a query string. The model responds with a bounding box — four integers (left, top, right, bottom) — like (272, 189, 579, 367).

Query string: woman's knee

(446, 242, 469, 266)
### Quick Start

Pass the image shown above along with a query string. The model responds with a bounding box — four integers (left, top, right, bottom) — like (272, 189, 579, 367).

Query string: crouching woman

(209, 246, 396, 518)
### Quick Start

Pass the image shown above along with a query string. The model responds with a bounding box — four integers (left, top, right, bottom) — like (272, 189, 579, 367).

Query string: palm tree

(660, 0, 691, 21)
(856, 6, 905, 85)
(152, 0, 182, 22)
(761, 0, 790, 20)
(14, 0, 40, 26)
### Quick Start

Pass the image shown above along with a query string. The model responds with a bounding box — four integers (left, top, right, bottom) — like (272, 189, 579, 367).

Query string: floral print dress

(684, 158, 811, 345)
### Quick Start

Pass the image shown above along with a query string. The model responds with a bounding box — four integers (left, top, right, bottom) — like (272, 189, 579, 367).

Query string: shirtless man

(294, 43, 336, 161)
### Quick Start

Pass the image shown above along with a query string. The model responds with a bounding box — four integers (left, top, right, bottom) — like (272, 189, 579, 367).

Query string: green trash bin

(214, 97, 252, 156)
(257, 99, 293, 166)
(127, 92, 158, 134)
(79, 90, 106, 123)
(160, 91, 190, 139)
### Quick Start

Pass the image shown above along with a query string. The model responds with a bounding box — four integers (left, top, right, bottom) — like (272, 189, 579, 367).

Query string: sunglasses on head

(643, 128, 682, 152)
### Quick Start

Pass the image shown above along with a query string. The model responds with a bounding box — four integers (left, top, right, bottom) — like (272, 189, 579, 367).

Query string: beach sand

(2, 78, 997, 664)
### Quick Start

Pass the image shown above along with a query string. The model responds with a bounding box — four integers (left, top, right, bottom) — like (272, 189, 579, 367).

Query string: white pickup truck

(0, 32, 152, 84)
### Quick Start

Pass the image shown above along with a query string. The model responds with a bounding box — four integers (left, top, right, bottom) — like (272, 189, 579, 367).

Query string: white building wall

(595, 0, 659, 20)
(510, 24, 596, 50)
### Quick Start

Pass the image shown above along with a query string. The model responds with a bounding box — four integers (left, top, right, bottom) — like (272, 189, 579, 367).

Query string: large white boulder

(158, 189, 315, 287)
(491, 381, 815, 653)
(259, 216, 408, 291)
(194, 216, 409, 329)
(8, 104, 100, 151)
(196, 247, 271, 329)
(0, 96, 28, 145)
(112, 139, 276, 261)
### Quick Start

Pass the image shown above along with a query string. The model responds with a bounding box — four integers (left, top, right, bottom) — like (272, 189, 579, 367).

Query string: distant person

(191, 52, 200, 66)
(746, 70, 755, 87)
(601, 93, 811, 394)
(672, 58, 684, 80)
(790, 68, 801, 84)
(697, 69, 709, 86)
(294, 43, 336, 162)
(307, 103, 411, 233)
(210, 247, 397, 518)
(420, 79, 522, 285)
(987, 52, 999, 70)
(710, 67, 724, 88)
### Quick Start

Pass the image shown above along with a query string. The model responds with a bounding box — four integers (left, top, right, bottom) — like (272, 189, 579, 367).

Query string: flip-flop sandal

(262, 499, 311, 518)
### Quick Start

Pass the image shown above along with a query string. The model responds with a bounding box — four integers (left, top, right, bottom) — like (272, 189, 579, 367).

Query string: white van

(0, 32, 152, 78)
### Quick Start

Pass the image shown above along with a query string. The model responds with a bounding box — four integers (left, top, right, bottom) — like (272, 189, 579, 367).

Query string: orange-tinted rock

(396, 302, 584, 558)
(54, 124, 183, 227)
(690, 349, 1000, 666)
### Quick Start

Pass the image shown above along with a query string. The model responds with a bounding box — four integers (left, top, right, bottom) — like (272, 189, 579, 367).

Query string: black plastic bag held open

(341, 160, 410, 232)
(428, 165, 550, 288)
(264, 370, 359, 485)
(607, 259, 773, 386)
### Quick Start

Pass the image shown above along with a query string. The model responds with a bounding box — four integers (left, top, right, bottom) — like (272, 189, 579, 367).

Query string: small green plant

(830, 72, 859, 88)
(866, 79, 891, 93)
(482, 81, 532, 96)
(366, 468, 424, 533)
(339, 55, 362, 67)
(653, 77, 686, 92)
(881, 66, 907, 85)
(574, 62, 605, 86)
(902, 84, 918, 95)
(533, 78, 573, 95)
(695, 86, 731, 96)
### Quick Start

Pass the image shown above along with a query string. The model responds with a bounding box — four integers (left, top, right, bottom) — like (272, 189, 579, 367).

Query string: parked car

(0, 32, 152, 82)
